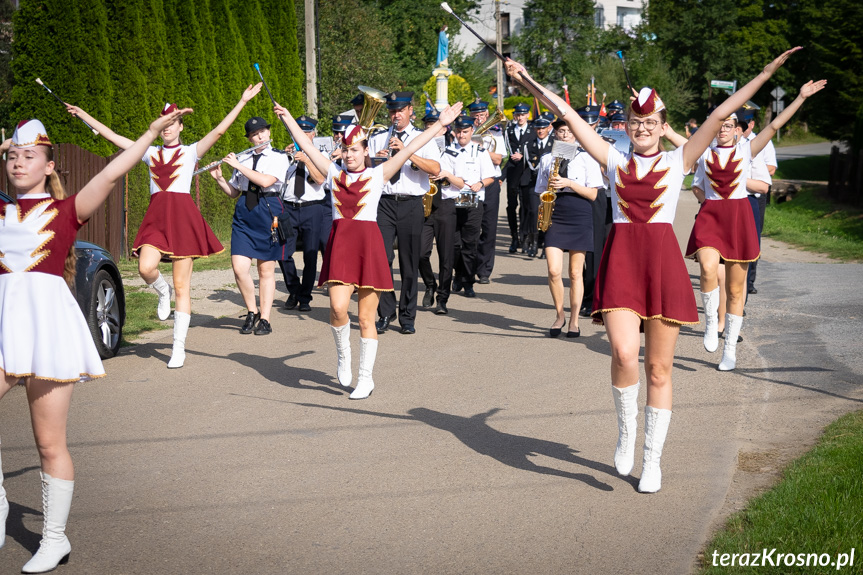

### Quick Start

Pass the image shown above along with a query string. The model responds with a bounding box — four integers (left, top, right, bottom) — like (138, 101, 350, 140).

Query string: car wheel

(87, 269, 122, 359)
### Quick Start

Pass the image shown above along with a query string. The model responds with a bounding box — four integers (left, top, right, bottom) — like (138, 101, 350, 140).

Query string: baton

(35, 78, 99, 135)
(0, 190, 13, 204)
(253, 63, 301, 153)
(615, 51, 635, 96)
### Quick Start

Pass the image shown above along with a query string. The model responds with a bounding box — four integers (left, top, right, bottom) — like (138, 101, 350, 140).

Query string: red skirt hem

(318, 219, 394, 291)
(685, 198, 760, 263)
(132, 192, 224, 260)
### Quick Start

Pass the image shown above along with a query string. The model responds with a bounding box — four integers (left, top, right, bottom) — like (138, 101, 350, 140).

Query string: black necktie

(389, 130, 405, 185)
(295, 161, 307, 199)
(245, 153, 262, 211)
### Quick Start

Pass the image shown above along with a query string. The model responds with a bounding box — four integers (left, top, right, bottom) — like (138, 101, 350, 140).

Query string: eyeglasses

(719, 123, 736, 131)
(627, 119, 660, 131)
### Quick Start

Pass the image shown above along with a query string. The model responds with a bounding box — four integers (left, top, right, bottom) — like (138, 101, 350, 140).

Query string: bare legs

(232, 256, 276, 321)
(545, 247, 586, 331)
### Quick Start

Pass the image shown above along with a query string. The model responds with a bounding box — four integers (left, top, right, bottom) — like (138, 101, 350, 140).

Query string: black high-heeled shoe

(549, 320, 566, 338)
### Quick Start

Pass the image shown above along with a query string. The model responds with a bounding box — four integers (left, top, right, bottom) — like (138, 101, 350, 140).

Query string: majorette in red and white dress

(318, 163, 394, 291)
(132, 140, 224, 260)
(592, 145, 699, 325)
(685, 141, 760, 263)
(0, 194, 105, 382)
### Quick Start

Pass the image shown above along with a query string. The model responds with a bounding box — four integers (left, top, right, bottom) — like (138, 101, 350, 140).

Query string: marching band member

(66, 83, 263, 368)
(209, 116, 290, 335)
(273, 101, 462, 400)
(686, 80, 825, 371)
(439, 115, 497, 298)
(503, 103, 534, 253)
(280, 116, 328, 313)
(520, 112, 554, 257)
(535, 119, 604, 338)
(369, 92, 442, 335)
(507, 47, 804, 492)
(0, 110, 186, 573)
(468, 100, 507, 284)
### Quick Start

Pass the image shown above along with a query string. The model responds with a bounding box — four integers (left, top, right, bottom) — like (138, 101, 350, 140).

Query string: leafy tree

(422, 74, 473, 109)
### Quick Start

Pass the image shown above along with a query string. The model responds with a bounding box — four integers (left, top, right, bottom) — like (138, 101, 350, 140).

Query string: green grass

(699, 410, 863, 574)
(763, 186, 863, 261)
(772, 130, 828, 148)
(774, 155, 830, 181)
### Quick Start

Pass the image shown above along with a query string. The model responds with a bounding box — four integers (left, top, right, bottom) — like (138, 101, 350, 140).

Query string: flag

(531, 97, 542, 121)
(563, 77, 570, 106)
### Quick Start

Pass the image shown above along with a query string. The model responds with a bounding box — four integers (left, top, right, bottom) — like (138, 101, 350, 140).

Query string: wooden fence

(828, 145, 863, 207)
(1, 143, 125, 260)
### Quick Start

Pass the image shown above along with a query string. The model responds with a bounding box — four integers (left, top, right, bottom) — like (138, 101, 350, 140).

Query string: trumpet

(538, 157, 562, 232)
(193, 140, 272, 176)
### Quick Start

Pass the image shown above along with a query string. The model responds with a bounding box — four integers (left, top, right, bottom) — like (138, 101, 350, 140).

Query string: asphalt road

(1, 191, 861, 575)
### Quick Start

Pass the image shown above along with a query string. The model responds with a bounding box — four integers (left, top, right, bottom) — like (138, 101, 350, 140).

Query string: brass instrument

(472, 108, 507, 152)
(423, 181, 438, 217)
(538, 157, 562, 232)
(356, 85, 388, 135)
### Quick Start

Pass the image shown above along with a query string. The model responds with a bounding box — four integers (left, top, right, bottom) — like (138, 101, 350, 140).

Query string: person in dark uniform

(439, 114, 497, 299)
(210, 116, 291, 335)
(418, 111, 457, 314)
(469, 100, 507, 284)
(279, 115, 328, 313)
(503, 102, 534, 253)
(369, 91, 442, 335)
(610, 112, 626, 131)
(520, 112, 554, 257)
(577, 104, 610, 317)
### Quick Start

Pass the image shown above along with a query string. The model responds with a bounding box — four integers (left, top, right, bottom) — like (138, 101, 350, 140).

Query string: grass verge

(774, 155, 830, 181)
(772, 130, 828, 148)
(763, 186, 863, 261)
(699, 409, 863, 574)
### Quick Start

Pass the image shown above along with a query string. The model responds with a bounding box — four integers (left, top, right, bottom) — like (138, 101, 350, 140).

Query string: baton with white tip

(253, 62, 301, 153)
(35, 78, 99, 135)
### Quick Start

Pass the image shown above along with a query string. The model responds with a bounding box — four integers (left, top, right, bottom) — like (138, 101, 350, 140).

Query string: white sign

(771, 86, 786, 100)
(772, 100, 785, 113)
(711, 80, 735, 90)
(313, 136, 334, 156)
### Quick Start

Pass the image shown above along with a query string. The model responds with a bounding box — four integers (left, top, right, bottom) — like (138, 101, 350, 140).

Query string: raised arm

(663, 124, 688, 149)
(75, 109, 192, 221)
(751, 79, 826, 157)
(196, 83, 262, 157)
(684, 47, 802, 171)
(66, 104, 135, 150)
(505, 59, 611, 170)
(382, 103, 463, 182)
(273, 103, 332, 176)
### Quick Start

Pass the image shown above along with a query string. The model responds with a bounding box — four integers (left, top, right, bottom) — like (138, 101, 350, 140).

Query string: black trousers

(454, 202, 483, 286)
(419, 198, 456, 303)
(476, 178, 501, 279)
(377, 195, 424, 327)
(505, 175, 521, 238)
(278, 202, 325, 304)
(519, 181, 538, 244)
(746, 193, 767, 291)
(581, 188, 609, 310)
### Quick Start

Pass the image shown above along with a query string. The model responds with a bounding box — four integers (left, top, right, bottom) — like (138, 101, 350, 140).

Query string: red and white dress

(318, 164, 393, 291)
(132, 142, 224, 260)
(685, 141, 760, 262)
(0, 194, 105, 382)
(592, 147, 698, 325)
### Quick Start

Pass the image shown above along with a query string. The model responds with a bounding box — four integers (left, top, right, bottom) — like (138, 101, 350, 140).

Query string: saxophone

(423, 180, 438, 217)
(538, 157, 563, 232)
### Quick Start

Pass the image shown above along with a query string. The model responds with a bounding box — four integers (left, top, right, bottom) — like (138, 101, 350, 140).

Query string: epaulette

(601, 136, 616, 145)
(272, 148, 287, 154)
(445, 149, 460, 157)
(478, 146, 486, 152)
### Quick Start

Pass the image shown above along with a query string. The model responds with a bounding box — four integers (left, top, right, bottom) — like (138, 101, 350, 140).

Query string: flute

(192, 140, 271, 176)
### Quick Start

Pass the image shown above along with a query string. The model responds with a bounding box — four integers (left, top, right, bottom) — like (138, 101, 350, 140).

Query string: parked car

(74, 240, 126, 359)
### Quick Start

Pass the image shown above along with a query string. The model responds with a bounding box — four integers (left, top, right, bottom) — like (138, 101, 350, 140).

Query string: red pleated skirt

(592, 222, 698, 325)
(318, 219, 394, 291)
(132, 192, 224, 260)
(685, 198, 760, 263)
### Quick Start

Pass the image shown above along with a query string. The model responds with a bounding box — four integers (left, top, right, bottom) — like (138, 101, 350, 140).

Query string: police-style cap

(576, 105, 601, 125)
(350, 93, 364, 107)
(735, 107, 755, 122)
(331, 114, 354, 133)
(12, 119, 52, 148)
(610, 112, 626, 123)
(385, 91, 414, 110)
(513, 103, 530, 114)
(244, 116, 270, 137)
(422, 111, 440, 124)
(467, 100, 489, 113)
(453, 115, 475, 130)
(533, 111, 555, 128)
(296, 115, 318, 132)
(607, 100, 625, 114)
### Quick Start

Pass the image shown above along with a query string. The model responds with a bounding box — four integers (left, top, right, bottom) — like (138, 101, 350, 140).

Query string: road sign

(711, 80, 735, 90)
(771, 86, 786, 100)
(772, 100, 785, 113)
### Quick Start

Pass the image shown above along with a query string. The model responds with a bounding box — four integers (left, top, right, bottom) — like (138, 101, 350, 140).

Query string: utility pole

(305, 0, 318, 116)
(495, 0, 504, 110)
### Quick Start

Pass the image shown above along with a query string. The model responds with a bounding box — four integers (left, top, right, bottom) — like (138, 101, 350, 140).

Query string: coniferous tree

(140, 0, 173, 113)
(261, 0, 303, 120)
(107, 0, 151, 140)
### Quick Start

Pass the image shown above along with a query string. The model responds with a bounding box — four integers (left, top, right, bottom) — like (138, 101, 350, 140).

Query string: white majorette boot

(718, 313, 743, 371)
(638, 406, 672, 493)
(21, 473, 74, 574)
(612, 382, 640, 476)
(0, 437, 8, 550)
(701, 287, 720, 352)
(150, 273, 173, 321)
(167, 311, 190, 369)
(330, 323, 353, 387)
(349, 337, 377, 400)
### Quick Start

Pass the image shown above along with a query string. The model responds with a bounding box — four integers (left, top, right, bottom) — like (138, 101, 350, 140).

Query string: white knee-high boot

(718, 313, 743, 371)
(149, 273, 173, 321)
(167, 311, 190, 369)
(612, 382, 640, 476)
(349, 338, 377, 400)
(21, 473, 73, 574)
(701, 287, 720, 352)
(0, 437, 7, 550)
(330, 323, 353, 387)
(638, 406, 672, 493)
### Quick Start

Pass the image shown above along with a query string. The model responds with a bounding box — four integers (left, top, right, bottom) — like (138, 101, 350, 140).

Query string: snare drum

(454, 191, 480, 209)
